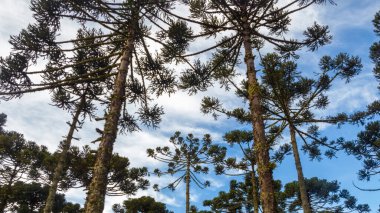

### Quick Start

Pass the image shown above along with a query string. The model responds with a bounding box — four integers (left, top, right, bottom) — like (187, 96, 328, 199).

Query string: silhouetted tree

(147, 132, 225, 212)
(0, 130, 48, 213)
(112, 196, 173, 213)
(3, 181, 82, 213)
(342, 122, 380, 190)
(277, 177, 371, 213)
(0, 113, 6, 133)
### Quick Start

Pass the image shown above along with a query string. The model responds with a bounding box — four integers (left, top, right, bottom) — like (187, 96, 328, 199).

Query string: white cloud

(1, 0, 380, 212)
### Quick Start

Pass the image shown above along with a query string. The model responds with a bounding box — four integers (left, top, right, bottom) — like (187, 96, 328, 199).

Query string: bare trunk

(185, 157, 190, 213)
(243, 31, 277, 212)
(43, 95, 85, 213)
(289, 125, 312, 213)
(250, 167, 260, 213)
(84, 29, 135, 213)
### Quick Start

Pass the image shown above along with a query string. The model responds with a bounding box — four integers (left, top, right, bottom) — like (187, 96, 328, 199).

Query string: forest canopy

(0, 0, 379, 212)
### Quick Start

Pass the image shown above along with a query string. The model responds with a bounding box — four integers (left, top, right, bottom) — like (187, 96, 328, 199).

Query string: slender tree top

(147, 132, 226, 190)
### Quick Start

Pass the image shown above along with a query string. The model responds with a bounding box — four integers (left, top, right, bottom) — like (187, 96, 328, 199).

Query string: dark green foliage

(176, 0, 335, 94)
(1, 181, 83, 213)
(371, 11, 380, 80)
(349, 10, 380, 121)
(343, 122, 380, 183)
(148, 132, 226, 190)
(0, 2, 192, 211)
(0, 131, 49, 205)
(339, 11, 380, 189)
(277, 178, 371, 213)
(0, 0, 187, 131)
(203, 176, 254, 213)
(112, 196, 173, 213)
(0, 113, 6, 132)
(201, 177, 370, 213)
(48, 145, 149, 196)
(260, 53, 362, 161)
(62, 202, 83, 213)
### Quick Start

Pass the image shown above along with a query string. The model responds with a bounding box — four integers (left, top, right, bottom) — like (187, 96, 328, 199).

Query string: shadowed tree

(38, 145, 149, 197)
(342, 122, 380, 190)
(0, 130, 48, 213)
(343, 9, 380, 123)
(214, 130, 260, 213)
(332, 10, 380, 191)
(158, 1, 336, 211)
(0, 113, 6, 133)
(3, 181, 83, 213)
(200, 177, 370, 213)
(201, 176, 284, 213)
(147, 132, 226, 213)
(112, 196, 173, 213)
(277, 177, 371, 213)
(67, 145, 149, 196)
(371, 11, 380, 85)
(0, 1, 191, 212)
(203, 177, 253, 213)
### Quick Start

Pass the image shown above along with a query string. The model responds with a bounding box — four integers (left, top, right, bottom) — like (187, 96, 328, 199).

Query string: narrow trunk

(289, 125, 312, 213)
(43, 95, 85, 213)
(242, 28, 277, 212)
(250, 167, 260, 213)
(84, 29, 135, 213)
(185, 157, 191, 213)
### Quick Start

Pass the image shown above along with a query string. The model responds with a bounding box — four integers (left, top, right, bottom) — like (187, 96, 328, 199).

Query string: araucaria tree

(341, 10, 380, 191)
(147, 132, 226, 213)
(0, 118, 49, 213)
(162, 1, 335, 211)
(214, 130, 260, 213)
(44, 27, 113, 213)
(261, 52, 361, 212)
(277, 177, 371, 213)
(0, 1, 190, 212)
(202, 175, 257, 213)
(112, 196, 173, 213)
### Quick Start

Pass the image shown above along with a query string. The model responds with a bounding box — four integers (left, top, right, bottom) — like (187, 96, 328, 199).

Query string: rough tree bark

(43, 95, 86, 213)
(185, 156, 191, 213)
(84, 25, 136, 213)
(289, 124, 312, 213)
(250, 166, 260, 213)
(242, 19, 277, 212)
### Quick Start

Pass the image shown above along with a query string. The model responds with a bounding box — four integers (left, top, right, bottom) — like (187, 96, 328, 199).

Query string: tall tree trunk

(43, 95, 85, 213)
(242, 24, 277, 212)
(185, 157, 191, 213)
(289, 124, 312, 213)
(84, 28, 135, 213)
(250, 167, 260, 213)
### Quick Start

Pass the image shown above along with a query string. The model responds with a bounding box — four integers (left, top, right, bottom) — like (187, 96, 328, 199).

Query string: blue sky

(0, 0, 379, 212)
